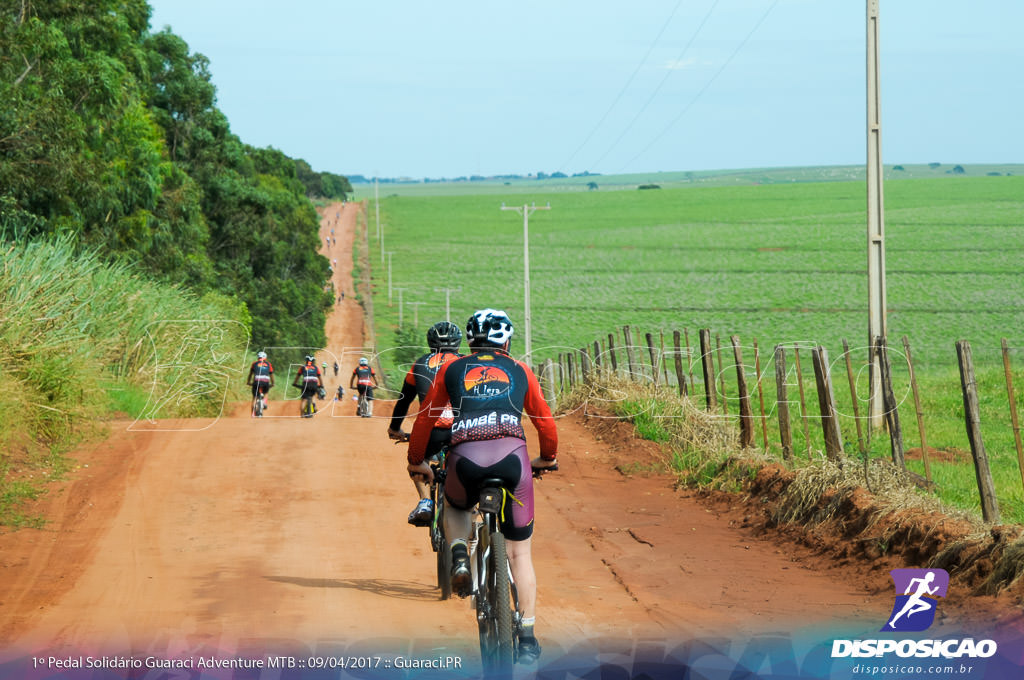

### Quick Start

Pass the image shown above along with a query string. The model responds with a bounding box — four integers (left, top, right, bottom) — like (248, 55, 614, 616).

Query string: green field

(363, 168, 1024, 523)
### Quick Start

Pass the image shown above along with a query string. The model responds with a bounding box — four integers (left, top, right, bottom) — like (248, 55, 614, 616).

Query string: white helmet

(359, 357, 369, 366)
(257, 351, 267, 360)
(466, 309, 514, 348)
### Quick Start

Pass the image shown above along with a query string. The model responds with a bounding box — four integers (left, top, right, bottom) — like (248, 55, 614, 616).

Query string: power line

(557, 0, 685, 174)
(620, 0, 780, 172)
(586, 0, 722, 172)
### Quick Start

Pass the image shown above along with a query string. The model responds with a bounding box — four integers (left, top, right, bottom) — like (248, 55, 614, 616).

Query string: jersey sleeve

(408, 361, 452, 465)
(519, 361, 558, 460)
(390, 376, 419, 430)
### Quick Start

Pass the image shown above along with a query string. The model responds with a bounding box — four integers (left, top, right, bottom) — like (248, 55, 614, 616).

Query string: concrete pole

(866, 0, 887, 428)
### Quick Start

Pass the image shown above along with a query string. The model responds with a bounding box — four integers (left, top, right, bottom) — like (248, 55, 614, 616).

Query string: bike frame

(472, 483, 521, 670)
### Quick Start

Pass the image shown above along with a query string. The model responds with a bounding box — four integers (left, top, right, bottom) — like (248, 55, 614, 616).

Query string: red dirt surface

(1, 202, 1021, 678)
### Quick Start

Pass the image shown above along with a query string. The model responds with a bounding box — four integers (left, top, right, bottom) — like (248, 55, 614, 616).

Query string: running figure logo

(882, 568, 949, 632)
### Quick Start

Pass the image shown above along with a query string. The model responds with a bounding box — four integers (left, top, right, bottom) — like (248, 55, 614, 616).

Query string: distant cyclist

(388, 321, 463, 526)
(293, 355, 324, 417)
(333, 361, 340, 377)
(349, 357, 379, 417)
(407, 309, 557, 665)
(246, 351, 275, 414)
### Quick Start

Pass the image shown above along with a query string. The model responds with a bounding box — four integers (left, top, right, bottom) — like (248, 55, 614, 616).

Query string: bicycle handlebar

(532, 461, 559, 478)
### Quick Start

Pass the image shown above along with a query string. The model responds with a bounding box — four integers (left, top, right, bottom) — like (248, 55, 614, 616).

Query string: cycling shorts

(299, 385, 319, 399)
(356, 385, 374, 399)
(445, 437, 533, 541)
(251, 383, 270, 398)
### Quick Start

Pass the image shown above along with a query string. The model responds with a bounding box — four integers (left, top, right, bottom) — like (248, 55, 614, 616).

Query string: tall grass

(0, 236, 250, 526)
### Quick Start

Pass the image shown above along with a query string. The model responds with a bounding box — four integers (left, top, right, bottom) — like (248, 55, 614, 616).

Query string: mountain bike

(429, 448, 452, 600)
(300, 392, 317, 418)
(357, 390, 371, 417)
(251, 386, 269, 417)
(471, 463, 557, 672)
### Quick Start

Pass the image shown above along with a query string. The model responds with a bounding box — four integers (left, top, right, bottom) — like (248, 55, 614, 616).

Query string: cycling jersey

(390, 351, 461, 431)
(250, 359, 273, 383)
(408, 348, 557, 465)
(294, 362, 322, 397)
(352, 365, 376, 386)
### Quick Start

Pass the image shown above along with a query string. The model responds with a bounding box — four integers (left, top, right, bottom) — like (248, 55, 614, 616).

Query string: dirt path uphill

(2, 200, 1005, 678)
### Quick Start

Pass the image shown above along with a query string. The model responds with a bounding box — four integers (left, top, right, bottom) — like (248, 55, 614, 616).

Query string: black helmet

(427, 321, 462, 350)
(466, 309, 514, 348)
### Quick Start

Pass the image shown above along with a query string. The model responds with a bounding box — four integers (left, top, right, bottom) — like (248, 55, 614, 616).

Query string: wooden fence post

(1001, 339, 1024, 495)
(607, 333, 618, 372)
(567, 351, 576, 388)
(645, 332, 659, 386)
(579, 347, 592, 384)
(956, 340, 1000, 523)
(623, 325, 637, 380)
(660, 331, 670, 385)
(876, 336, 906, 471)
(699, 329, 716, 412)
(542, 358, 557, 409)
(684, 328, 695, 388)
(673, 330, 687, 397)
(812, 345, 844, 461)
(774, 345, 793, 461)
(593, 340, 601, 370)
(841, 339, 867, 455)
(793, 345, 812, 458)
(901, 336, 932, 483)
(715, 334, 728, 415)
(754, 339, 768, 450)
(559, 353, 567, 393)
(731, 335, 754, 448)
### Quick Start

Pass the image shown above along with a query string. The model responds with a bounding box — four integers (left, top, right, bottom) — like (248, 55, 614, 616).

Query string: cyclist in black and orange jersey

(407, 309, 557, 665)
(349, 357, 379, 416)
(388, 321, 464, 526)
(246, 351, 275, 413)
(292, 355, 324, 417)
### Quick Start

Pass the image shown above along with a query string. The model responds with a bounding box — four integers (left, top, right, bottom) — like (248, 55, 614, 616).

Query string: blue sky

(148, 1, 1024, 179)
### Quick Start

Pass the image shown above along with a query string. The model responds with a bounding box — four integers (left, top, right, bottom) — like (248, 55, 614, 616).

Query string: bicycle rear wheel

(477, 525, 514, 671)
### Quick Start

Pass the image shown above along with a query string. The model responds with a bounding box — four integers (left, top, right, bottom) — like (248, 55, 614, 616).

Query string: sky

(147, 1, 1024, 180)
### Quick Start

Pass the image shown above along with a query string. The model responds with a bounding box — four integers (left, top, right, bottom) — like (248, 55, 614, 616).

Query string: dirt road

(3, 202, 1005, 678)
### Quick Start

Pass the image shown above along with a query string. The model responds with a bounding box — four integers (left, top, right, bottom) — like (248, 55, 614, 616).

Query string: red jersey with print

(408, 348, 557, 465)
(405, 350, 461, 427)
(352, 365, 375, 386)
(250, 359, 273, 383)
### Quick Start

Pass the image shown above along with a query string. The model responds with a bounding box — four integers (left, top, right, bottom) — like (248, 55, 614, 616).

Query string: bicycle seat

(478, 478, 507, 515)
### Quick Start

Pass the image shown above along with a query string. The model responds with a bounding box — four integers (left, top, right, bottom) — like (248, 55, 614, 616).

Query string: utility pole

(386, 251, 394, 306)
(395, 287, 408, 328)
(866, 0, 887, 427)
(375, 176, 383, 265)
(500, 202, 551, 361)
(408, 301, 425, 329)
(434, 286, 462, 322)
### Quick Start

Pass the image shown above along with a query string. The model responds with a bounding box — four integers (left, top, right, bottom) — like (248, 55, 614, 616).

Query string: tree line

(0, 0, 351, 352)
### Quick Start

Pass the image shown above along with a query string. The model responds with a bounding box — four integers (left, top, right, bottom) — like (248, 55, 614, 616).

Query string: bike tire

(433, 485, 453, 600)
(477, 525, 514, 671)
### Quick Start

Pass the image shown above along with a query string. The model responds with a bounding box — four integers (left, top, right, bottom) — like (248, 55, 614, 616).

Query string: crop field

(364, 170, 1024, 522)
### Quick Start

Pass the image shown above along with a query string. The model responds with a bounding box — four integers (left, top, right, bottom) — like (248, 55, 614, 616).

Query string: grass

(0, 236, 251, 527)
(360, 168, 1024, 524)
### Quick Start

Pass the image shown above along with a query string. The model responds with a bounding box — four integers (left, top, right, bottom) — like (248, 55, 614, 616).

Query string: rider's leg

(443, 501, 472, 546)
(507, 538, 537, 621)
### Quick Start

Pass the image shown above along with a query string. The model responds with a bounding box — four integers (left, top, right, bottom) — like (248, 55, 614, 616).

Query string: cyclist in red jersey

(292, 355, 324, 417)
(407, 309, 557, 665)
(388, 321, 464, 525)
(246, 351, 275, 414)
(349, 357, 379, 416)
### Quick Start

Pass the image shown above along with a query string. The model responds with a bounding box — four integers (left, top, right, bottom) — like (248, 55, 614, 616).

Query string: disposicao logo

(831, 568, 997, 660)
(882, 568, 948, 632)
(464, 365, 511, 394)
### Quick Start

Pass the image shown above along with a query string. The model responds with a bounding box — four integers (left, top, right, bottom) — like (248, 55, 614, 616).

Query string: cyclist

(335, 384, 345, 401)
(388, 321, 464, 526)
(333, 361, 340, 377)
(293, 355, 324, 417)
(349, 357, 379, 417)
(407, 309, 557, 665)
(246, 351, 275, 415)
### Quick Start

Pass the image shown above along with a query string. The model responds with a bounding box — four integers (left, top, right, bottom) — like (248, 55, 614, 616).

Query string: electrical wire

(557, 0, 685, 174)
(585, 0, 722, 172)
(619, 0, 780, 172)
